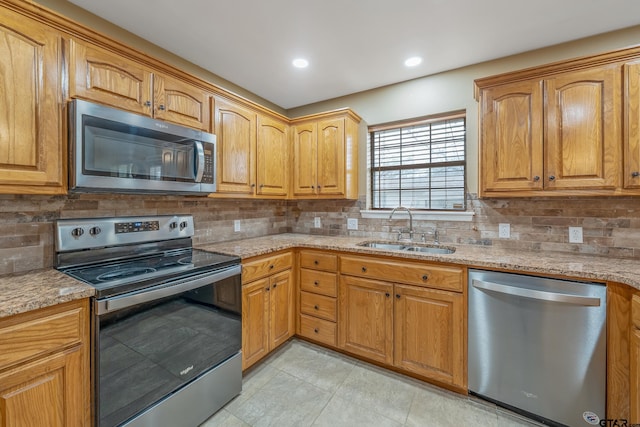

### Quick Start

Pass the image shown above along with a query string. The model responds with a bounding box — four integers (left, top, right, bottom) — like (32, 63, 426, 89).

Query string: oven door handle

(97, 265, 241, 315)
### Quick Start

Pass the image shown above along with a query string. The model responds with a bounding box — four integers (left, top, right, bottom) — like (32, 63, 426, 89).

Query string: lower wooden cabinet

(0, 299, 90, 427)
(630, 294, 640, 423)
(242, 252, 294, 370)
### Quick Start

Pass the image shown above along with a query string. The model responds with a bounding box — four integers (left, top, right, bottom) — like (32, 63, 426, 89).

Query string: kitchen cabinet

(291, 111, 360, 200)
(241, 251, 294, 369)
(624, 61, 640, 190)
(256, 114, 289, 196)
(477, 62, 621, 197)
(631, 294, 640, 423)
(0, 299, 90, 426)
(297, 250, 339, 347)
(0, 7, 65, 194)
(338, 254, 466, 389)
(68, 39, 211, 131)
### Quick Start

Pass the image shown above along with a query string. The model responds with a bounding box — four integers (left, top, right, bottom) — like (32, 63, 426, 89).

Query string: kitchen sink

(357, 241, 455, 254)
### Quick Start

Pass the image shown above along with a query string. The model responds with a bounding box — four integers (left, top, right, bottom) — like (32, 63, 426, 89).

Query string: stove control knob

(71, 227, 84, 238)
(89, 226, 102, 237)
(179, 221, 188, 231)
(169, 221, 178, 230)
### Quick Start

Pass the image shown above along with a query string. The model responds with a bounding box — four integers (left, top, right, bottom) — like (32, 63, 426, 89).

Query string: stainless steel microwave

(69, 99, 216, 195)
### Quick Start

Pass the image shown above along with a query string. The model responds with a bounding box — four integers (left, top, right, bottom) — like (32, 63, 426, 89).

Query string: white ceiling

(69, 0, 640, 110)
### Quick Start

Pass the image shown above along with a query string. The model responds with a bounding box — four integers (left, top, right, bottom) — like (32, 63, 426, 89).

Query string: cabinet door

(0, 9, 64, 193)
(153, 74, 211, 131)
(631, 328, 640, 423)
(317, 118, 346, 196)
(0, 347, 85, 427)
(292, 122, 318, 196)
(214, 97, 256, 194)
(624, 61, 640, 189)
(545, 65, 620, 190)
(256, 115, 288, 196)
(68, 39, 153, 116)
(394, 284, 465, 388)
(269, 270, 294, 349)
(338, 275, 393, 364)
(242, 278, 270, 370)
(480, 80, 544, 193)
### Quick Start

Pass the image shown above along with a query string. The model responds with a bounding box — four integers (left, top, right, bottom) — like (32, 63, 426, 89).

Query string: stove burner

(96, 267, 157, 282)
(177, 257, 193, 265)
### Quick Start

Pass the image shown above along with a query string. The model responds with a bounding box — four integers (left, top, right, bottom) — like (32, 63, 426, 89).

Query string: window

(369, 111, 466, 210)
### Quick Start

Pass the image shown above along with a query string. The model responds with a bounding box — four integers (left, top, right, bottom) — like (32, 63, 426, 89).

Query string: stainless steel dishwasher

(468, 269, 606, 427)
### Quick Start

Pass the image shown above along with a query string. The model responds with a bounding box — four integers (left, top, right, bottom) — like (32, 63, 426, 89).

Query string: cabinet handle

(314, 305, 319, 310)
(251, 183, 256, 188)
(269, 264, 274, 269)
(385, 292, 390, 297)
(311, 185, 315, 189)
(422, 274, 429, 281)
(273, 284, 278, 289)
(396, 294, 401, 299)
(549, 175, 556, 181)
(362, 266, 367, 273)
(260, 184, 264, 188)
(144, 100, 151, 107)
(266, 287, 270, 291)
(158, 104, 166, 111)
(314, 260, 319, 265)
(633, 172, 640, 178)
(314, 328, 319, 333)
(533, 176, 540, 181)
(314, 281, 319, 286)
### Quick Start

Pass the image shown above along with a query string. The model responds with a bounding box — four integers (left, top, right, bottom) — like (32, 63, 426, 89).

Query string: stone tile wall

(2, 193, 640, 276)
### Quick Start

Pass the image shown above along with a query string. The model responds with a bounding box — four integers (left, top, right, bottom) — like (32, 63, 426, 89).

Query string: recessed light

(404, 56, 422, 67)
(292, 58, 309, 68)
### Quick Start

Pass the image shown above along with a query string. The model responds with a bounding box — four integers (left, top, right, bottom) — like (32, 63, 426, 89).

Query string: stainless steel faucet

(388, 206, 413, 240)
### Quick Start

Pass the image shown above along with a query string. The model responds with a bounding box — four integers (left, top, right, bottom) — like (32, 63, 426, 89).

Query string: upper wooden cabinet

(68, 39, 211, 131)
(256, 115, 289, 196)
(477, 63, 621, 197)
(0, 7, 64, 194)
(291, 111, 360, 200)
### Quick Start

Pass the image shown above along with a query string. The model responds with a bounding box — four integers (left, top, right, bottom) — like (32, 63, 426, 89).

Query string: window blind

(369, 114, 466, 210)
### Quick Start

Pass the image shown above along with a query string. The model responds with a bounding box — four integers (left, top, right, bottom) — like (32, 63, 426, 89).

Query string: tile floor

(200, 339, 543, 427)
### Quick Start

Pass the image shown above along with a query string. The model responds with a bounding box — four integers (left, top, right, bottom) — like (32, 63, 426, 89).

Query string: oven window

(82, 115, 197, 182)
(97, 276, 241, 427)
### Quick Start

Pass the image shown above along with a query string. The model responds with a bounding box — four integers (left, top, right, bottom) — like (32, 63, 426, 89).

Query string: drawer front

(300, 291, 337, 322)
(300, 269, 337, 297)
(340, 255, 463, 292)
(242, 251, 293, 284)
(299, 250, 338, 272)
(633, 294, 640, 330)
(0, 301, 85, 371)
(299, 314, 336, 347)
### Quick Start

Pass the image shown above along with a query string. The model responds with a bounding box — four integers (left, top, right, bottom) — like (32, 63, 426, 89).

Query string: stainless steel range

(55, 215, 242, 427)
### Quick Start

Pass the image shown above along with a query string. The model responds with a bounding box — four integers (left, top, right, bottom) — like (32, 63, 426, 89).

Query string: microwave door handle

(194, 141, 205, 182)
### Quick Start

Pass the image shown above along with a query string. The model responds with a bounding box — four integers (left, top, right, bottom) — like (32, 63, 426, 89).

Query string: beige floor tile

(332, 362, 419, 424)
(227, 370, 331, 427)
(496, 409, 546, 427)
(311, 395, 402, 427)
(268, 340, 357, 393)
(407, 386, 498, 427)
(200, 409, 251, 427)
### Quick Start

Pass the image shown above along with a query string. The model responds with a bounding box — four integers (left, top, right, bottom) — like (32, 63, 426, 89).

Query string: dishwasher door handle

(471, 279, 601, 306)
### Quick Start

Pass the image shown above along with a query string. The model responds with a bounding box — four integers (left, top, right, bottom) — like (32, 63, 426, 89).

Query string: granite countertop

(0, 269, 94, 319)
(197, 233, 640, 291)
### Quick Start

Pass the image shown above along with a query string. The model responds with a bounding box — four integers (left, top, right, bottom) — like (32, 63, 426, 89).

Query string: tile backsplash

(2, 193, 640, 275)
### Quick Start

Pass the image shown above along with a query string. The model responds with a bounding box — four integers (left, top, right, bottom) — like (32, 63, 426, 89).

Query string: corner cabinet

(68, 39, 211, 131)
(0, 299, 90, 427)
(477, 60, 622, 197)
(0, 6, 64, 194)
(241, 251, 294, 370)
(291, 111, 360, 200)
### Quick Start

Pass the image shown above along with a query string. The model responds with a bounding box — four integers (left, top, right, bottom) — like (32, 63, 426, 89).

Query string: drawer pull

(385, 292, 390, 298)
(269, 264, 274, 269)
(314, 260, 319, 265)
(314, 328, 319, 333)
(266, 287, 270, 291)
(314, 281, 319, 286)
(314, 305, 319, 310)
(362, 266, 367, 273)
(422, 274, 429, 281)
(273, 284, 278, 289)
(396, 294, 401, 299)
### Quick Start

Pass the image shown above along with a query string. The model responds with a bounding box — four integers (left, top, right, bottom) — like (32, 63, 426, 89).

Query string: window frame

(368, 110, 467, 211)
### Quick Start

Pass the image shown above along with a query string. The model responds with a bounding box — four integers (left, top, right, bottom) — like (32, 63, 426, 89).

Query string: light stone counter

(0, 268, 94, 319)
(197, 233, 640, 291)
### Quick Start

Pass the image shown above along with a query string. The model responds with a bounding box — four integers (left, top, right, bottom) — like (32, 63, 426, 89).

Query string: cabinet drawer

(340, 255, 463, 292)
(242, 251, 293, 284)
(633, 294, 640, 330)
(0, 301, 85, 371)
(299, 250, 338, 272)
(300, 269, 337, 297)
(299, 314, 336, 347)
(300, 291, 337, 322)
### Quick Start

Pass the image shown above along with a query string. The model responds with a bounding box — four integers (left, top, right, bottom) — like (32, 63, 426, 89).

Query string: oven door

(94, 266, 241, 427)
